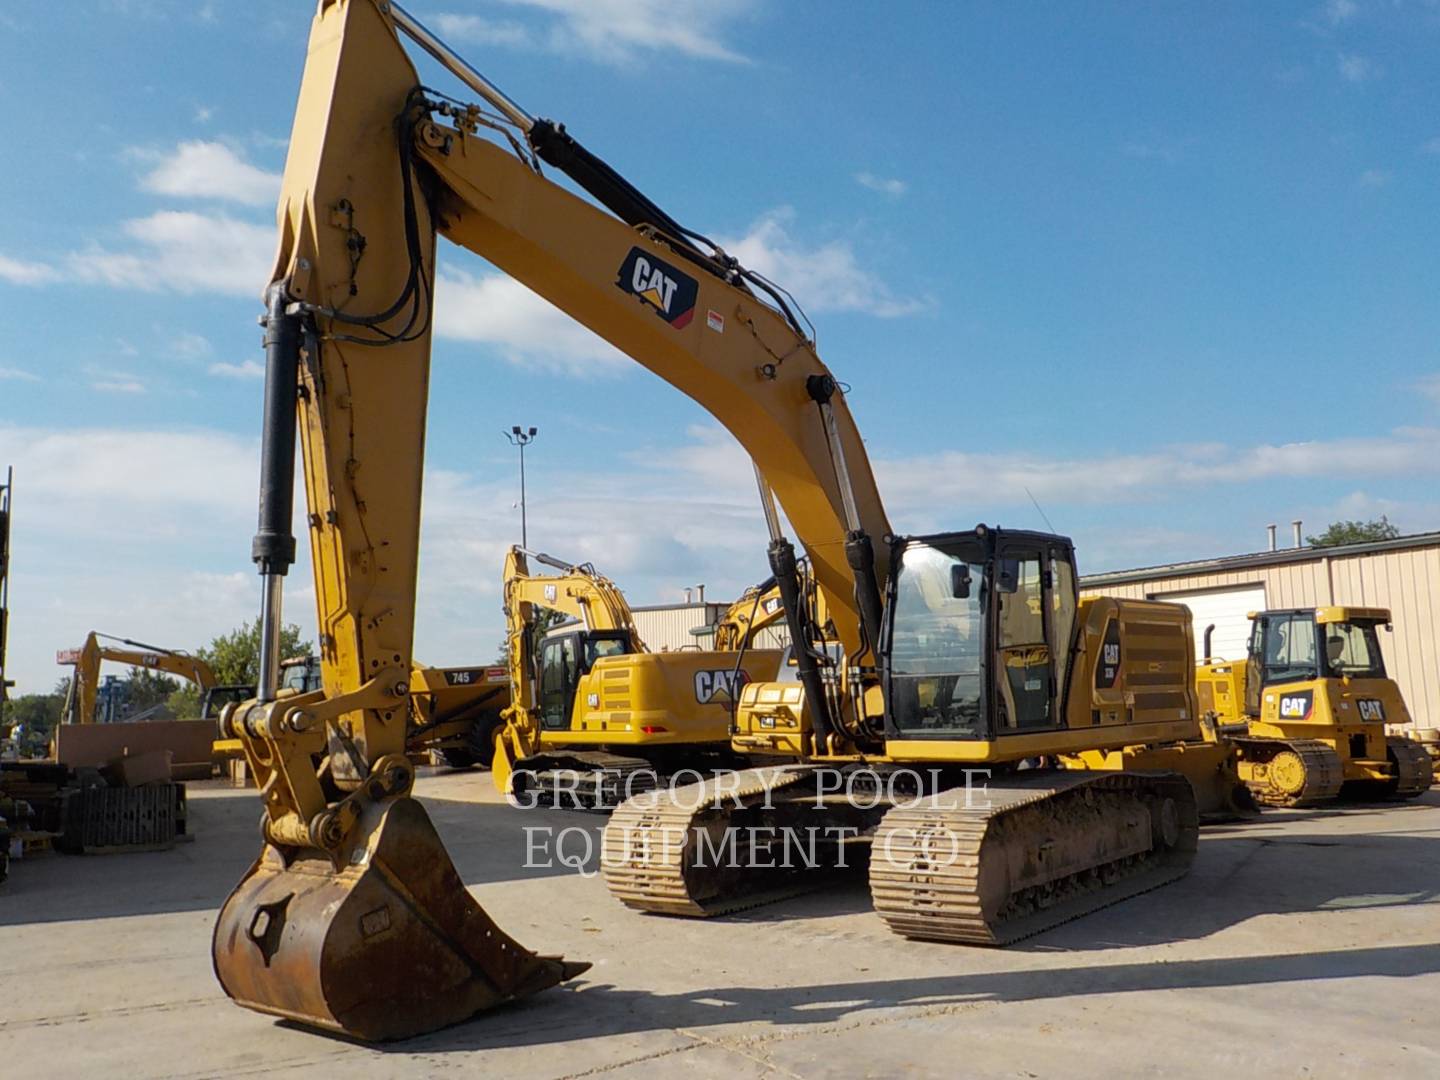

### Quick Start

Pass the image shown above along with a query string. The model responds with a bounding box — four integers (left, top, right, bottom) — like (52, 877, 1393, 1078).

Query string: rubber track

(868, 771, 1198, 946)
(1386, 736, 1435, 799)
(601, 766, 818, 916)
(1234, 737, 1344, 807)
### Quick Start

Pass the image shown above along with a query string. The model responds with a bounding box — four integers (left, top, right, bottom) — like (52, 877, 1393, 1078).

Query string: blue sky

(2, 0, 1438, 693)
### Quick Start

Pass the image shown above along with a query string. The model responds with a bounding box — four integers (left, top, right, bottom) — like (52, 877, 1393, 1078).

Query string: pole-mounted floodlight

(503, 426, 539, 546)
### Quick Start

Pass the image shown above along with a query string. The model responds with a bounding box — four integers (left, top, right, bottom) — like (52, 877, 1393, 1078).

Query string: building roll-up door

(1149, 584, 1266, 664)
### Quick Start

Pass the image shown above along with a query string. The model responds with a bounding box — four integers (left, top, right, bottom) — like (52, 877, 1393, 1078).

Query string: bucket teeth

(213, 796, 585, 1041)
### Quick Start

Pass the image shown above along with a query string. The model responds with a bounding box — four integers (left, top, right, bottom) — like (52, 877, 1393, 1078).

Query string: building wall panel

(1083, 543, 1439, 730)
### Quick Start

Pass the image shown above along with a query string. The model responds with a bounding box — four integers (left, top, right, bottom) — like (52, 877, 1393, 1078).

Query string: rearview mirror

(996, 558, 1020, 594)
(950, 564, 972, 600)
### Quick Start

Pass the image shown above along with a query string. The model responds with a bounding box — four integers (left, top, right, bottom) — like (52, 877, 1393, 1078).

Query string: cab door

(994, 549, 1056, 730)
(537, 634, 580, 730)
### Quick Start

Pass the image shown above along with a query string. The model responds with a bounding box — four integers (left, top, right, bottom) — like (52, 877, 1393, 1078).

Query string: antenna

(1024, 486, 1057, 534)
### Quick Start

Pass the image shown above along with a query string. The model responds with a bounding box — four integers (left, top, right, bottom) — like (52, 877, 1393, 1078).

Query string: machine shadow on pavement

(324, 941, 1440, 1055)
(0, 785, 583, 926)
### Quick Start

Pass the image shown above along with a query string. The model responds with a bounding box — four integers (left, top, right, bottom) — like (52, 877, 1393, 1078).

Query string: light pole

(504, 426, 538, 547)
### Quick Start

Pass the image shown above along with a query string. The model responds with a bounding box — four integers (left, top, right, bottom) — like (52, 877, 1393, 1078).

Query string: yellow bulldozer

(1195, 606, 1433, 805)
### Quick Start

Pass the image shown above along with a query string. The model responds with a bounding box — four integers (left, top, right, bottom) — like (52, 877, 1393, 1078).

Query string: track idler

(214, 796, 588, 1041)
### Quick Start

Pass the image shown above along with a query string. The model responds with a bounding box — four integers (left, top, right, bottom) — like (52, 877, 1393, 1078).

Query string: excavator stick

(215, 0, 589, 1037)
(215, 797, 587, 1041)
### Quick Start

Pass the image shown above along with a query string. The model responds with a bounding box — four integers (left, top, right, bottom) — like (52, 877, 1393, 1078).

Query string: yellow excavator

(218, 0, 1211, 1039)
(1195, 607, 1433, 804)
(55, 632, 241, 730)
(708, 576, 789, 651)
(494, 546, 780, 805)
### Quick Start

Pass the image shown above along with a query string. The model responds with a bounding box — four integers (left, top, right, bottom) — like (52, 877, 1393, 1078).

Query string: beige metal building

(1080, 531, 1440, 732)
(630, 601, 790, 652)
(630, 601, 727, 652)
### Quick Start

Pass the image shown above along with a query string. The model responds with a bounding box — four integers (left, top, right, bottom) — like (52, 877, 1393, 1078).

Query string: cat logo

(616, 247, 698, 329)
(1278, 691, 1313, 720)
(761, 597, 782, 615)
(1094, 619, 1122, 689)
(1357, 698, 1385, 722)
(694, 668, 751, 704)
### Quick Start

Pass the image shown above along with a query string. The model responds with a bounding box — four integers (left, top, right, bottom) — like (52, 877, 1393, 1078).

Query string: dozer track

(1385, 736, 1434, 800)
(602, 765, 869, 916)
(869, 771, 1198, 946)
(1232, 737, 1344, 807)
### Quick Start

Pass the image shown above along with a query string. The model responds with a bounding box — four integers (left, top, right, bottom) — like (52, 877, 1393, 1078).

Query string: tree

(1, 687, 66, 756)
(167, 620, 312, 717)
(1306, 515, 1401, 548)
(125, 667, 180, 717)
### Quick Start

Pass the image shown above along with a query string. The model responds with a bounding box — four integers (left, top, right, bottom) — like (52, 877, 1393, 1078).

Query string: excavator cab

(883, 528, 1076, 742)
(536, 628, 634, 730)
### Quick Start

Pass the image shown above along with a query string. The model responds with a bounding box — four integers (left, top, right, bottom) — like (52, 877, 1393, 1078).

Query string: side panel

(1064, 596, 1201, 739)
(546, 649, 784, 747)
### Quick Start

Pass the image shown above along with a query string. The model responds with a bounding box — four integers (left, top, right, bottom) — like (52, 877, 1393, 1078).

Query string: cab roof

(1247, 606, 1392, 624)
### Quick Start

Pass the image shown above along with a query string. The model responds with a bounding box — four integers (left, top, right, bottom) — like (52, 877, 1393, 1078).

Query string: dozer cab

(1196, 607, 1433, 805)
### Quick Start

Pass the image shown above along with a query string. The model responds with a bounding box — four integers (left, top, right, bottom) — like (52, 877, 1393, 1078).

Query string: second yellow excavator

(494, 546, 781, 805)
(56, 631, 247, 728)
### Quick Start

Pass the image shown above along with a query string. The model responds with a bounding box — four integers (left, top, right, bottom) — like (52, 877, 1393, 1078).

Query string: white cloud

(1121, 135, 1195, 164)
(0, 426, 256, 518)
(0, 366, 41, 382)
(855, 172, 907, 197)
(873, 428, 1440, 528)
(430, 13, 532, 47)
(87, 367, 147, 394)
(1337, 52, 1378, 82)
(137, 140, 280, 206)
(0, 253, 62, 285)
(1358, 168, 1391, 188)
(193, 104, 215, 123)
(209, 359, 266, 379)
(434, 268, 632, 375)
(435, 0, 755, 63)
(4, 415, 1439, 693)
(1321, 0, 1358, 25)
(1417, 373, 1440, 406)
(65, 210, 274, 296)
(171, 330, 213, 360)
(0, 423, 274, 693)
(721, 208, 928, 318)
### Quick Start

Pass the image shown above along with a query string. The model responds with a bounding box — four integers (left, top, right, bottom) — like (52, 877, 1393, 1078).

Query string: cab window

(1259, 613, 1318, 684)
(1321, 621, 1385, 679)
(887, 542, 985, 737)
(995, 554, 1051, 729)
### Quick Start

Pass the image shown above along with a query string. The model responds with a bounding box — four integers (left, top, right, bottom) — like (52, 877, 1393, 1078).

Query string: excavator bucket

(214, 796, 588, 1041)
